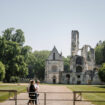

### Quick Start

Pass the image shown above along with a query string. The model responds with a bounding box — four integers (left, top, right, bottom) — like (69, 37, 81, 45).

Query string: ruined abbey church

(45, 30, 101, 84)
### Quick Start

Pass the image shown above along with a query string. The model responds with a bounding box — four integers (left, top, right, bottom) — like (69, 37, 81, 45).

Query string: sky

(0, 0, 105, 57)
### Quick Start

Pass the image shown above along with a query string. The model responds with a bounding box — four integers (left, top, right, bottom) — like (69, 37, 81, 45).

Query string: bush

(98, 63, 105, 82)
(10, 76, 19, 83)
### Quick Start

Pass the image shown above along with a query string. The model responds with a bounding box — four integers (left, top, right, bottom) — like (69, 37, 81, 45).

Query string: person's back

(27, 80, 36, 105)
(29, 84, 35, 97)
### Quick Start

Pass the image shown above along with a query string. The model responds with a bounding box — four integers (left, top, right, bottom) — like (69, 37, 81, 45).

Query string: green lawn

(0, 84, 27, 102)
(67, 85, 105, 105)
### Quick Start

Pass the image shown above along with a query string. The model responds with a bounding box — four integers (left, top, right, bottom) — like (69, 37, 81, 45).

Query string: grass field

(67, 85, 105, 105)
(0, 84, 27, 102)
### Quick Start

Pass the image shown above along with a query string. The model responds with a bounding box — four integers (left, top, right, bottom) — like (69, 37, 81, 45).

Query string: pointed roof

(47, 46, 63, 61)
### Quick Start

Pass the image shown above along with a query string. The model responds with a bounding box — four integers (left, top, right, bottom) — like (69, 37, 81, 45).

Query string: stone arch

(76, 66, 82, 73)
(72, 77, 75, 84)
(52, 75, 56, 84)
(52, 65, 57, 72)
(66, 74, 70, 84)
(93, 67, 98, 71)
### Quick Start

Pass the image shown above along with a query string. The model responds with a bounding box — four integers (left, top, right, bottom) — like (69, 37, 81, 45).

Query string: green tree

(98, 63, 105, 82)
(95, 40, 105, 65)
(63, 56, 70, 72)
(33, 50, 50, 80)
(0, 61, 5, 81)
(2, 28, 14, 41)
(21, 45, 32, 61)
(0, 38, 28, 82)
(2, 28, 25, 46)
(27, 53, 36, 78)
(12, 29, 25, 46)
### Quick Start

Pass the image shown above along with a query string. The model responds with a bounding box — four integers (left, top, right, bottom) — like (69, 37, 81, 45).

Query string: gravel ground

(0, 84, 94, 105)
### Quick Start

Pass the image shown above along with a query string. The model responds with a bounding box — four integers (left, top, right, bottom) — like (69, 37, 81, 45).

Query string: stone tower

(71, 30, 79, 56)
(45, 46, 64, 84)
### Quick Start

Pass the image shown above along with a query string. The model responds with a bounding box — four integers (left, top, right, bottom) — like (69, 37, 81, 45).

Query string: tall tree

(98, 63, 105, 82)
(33, 50, 50, 80)
(63, 56, 70, 72)
(95, 40, 105, 65)
(27, 53, 36, 78)
(21, 45, 32, 61)
(2, 28, 14, 41)
(0, 36, 28, 82)
(12, 29, 25, 46)
(0, 61, 5, 81)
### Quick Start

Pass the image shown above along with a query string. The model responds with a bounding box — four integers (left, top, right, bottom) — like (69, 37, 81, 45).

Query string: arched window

(76, 57, 82, 65)
(76, 66, 82, 73)
(52, 65, 57, 72)
(52, 75, 56, 84)
(66, 74, 70, 79)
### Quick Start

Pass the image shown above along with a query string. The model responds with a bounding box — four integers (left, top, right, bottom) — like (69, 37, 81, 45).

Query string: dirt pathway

(0, 85, 94, 105)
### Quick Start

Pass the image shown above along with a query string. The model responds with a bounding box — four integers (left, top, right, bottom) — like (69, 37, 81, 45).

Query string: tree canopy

(63, 56, 70, 72)
(0, 61, 5, 81)
(0, 28, 27, 82)
(95, 40, 105, 65)
(98, 63, 105, 82)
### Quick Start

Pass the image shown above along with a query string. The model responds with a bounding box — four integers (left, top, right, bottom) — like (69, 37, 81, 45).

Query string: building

(44, 46, 64, 83)
(45, 30, 101, 84)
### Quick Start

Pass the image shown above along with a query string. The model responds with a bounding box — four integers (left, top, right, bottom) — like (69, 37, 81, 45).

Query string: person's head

(36, 80, 40, 84)
(30, 80, 35, 85)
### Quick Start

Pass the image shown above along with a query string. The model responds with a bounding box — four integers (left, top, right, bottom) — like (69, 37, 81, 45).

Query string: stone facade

(45, 30, 101, 84)
(45, 46, 64, 83)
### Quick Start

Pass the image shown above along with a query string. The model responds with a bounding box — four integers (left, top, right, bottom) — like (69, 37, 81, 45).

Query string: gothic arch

(52, 75, 56, 84)
(66, 74, 70, 84)
(66, 74, 70, 78)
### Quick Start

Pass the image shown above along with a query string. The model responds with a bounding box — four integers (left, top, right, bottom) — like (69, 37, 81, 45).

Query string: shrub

(10, 76, 19, 83)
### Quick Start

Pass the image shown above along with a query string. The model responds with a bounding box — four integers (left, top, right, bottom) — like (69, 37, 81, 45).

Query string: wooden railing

(0, 90, 105, 105)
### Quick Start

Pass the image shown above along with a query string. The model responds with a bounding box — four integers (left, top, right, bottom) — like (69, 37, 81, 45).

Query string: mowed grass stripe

(67, 85, 105, 105)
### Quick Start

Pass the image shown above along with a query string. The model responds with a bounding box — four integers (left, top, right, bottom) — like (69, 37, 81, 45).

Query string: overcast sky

(0, 0, 105, 57)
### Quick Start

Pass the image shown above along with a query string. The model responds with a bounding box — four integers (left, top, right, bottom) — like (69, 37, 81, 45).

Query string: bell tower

(71, 30, 79, 56)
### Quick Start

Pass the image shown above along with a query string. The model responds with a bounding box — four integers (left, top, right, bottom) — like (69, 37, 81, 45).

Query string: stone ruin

(45, 30, 101, 84)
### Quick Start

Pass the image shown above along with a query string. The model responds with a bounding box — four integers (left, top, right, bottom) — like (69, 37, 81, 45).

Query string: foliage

(27, 52, 36, 78)
(98, 63, 105, 82)
(2, 28, 14, 41)
(33, 50, 50, 80)
(10, 76, 20, 83)
(12, 29, 25, 46)
(63, 56, 70, 72)
(0, 28, 28, 82)
(95, 40, 105, 64)
(2, 28, 25, 46)
(0, 61, 5, 81)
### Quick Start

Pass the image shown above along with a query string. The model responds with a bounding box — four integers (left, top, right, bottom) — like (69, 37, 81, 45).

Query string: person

(27, 80, 36, 105)
(34, 80, 40, 105)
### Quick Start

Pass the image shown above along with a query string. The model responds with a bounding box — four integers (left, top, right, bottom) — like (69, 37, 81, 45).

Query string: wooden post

(44, 93, 46, 105)
(80, 92, 82, 101)
(14, 91, 17, 105)
(73, 92, 76, 105)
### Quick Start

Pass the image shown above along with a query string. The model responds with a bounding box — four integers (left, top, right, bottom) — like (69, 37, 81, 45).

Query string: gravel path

(0, 85, 94, 105)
